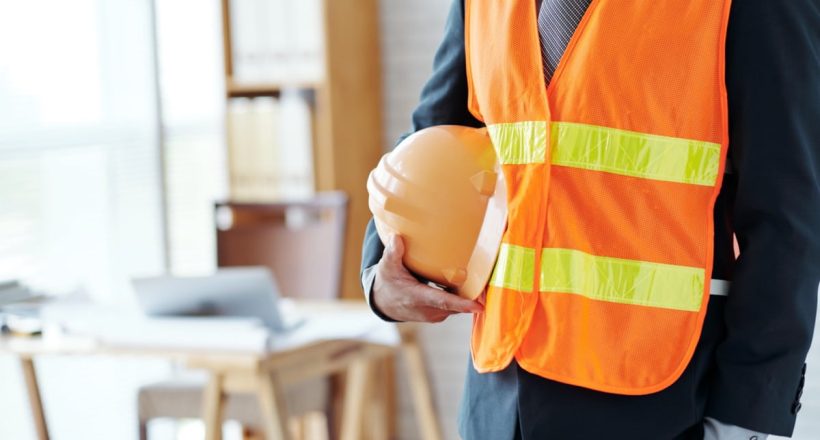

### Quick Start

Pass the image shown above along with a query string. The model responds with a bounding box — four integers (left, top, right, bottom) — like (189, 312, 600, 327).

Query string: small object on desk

(131, 267, 296, 333)
(0, 281, 49, 336)
(0, 280, 44, 307)
(3, 309, 43, 337)
(0, 279, 19, 290)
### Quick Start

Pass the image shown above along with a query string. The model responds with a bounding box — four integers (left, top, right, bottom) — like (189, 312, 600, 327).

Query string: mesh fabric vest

(465, 0, 732, 394)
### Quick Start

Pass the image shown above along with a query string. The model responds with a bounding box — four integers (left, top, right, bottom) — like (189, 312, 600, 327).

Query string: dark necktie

(537, 0, 592, 84)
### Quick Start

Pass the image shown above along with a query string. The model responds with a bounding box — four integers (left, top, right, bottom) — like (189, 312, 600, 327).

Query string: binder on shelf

(227, 93, 314, 202)
(221, 0, 383, 298)
(230, 0, 325, 85)
(278, 90, 314, 198)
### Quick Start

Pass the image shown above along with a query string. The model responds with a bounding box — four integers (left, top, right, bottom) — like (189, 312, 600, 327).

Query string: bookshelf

(220, 0, 383, 299)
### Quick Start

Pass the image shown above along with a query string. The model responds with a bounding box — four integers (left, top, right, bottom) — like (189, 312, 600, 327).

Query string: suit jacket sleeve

(705, 0, 820, 436)
(360, 0, 483, 317)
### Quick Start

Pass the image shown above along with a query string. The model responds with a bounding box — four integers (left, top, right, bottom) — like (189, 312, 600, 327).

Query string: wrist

(367, 267, 401, 322)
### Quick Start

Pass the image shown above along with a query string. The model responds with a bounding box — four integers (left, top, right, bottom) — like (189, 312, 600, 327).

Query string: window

(155, 0, 228, 275)
(0, 1, 226, 438)
(0, 0, 165, 301)
(0, 0, 227, 297)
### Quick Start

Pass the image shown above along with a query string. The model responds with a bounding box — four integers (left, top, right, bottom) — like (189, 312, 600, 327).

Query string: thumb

(384, 234, 406, 265)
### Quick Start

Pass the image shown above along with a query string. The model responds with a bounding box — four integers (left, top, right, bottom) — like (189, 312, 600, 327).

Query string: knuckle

(405, 294, 425, 310)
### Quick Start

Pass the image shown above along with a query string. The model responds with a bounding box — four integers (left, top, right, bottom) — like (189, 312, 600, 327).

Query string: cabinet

(220, 0, 383, 298)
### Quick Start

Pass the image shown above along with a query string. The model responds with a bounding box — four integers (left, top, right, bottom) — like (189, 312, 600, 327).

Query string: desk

(0, 300, 443, 440)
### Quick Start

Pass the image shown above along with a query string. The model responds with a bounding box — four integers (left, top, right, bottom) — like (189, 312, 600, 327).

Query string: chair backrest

(214, 192, 348, 300)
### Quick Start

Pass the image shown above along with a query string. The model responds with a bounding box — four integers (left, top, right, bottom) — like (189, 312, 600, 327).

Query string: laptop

(132, 267, 289, 332)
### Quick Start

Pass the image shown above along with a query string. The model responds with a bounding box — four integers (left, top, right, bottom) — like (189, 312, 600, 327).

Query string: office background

(0, 0, 817, 439)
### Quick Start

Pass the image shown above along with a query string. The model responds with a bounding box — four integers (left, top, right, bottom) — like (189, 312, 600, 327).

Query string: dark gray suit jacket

(361, 0, 820, 437)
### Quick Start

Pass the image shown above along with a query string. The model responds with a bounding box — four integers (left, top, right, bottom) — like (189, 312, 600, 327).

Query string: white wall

(0, 0, 225, 438)
(379, 0, 453, 150)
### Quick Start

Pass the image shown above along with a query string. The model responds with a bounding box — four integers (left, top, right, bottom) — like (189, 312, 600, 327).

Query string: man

(362, 1, 820, 438)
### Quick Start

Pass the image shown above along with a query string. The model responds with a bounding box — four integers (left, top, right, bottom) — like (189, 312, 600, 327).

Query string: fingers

(414, 286, 484, 314)
(422, 308, 457, 323)
(374, 233, 483, 322)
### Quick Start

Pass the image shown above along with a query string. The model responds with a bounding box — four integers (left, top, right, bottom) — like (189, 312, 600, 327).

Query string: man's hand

(373, 235, 484, 322)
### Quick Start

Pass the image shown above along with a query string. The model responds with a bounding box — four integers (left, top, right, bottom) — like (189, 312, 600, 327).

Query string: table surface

(1, 299, 415, 440)
(0, 299, 398, 369)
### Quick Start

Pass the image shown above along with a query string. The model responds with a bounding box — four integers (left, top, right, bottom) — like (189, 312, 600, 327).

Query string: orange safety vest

(466, 0, 732, 394)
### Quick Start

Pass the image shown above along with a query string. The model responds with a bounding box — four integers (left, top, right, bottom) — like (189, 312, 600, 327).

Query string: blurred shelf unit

(225, 78, 322, 98)
(220, 0, 383, 298)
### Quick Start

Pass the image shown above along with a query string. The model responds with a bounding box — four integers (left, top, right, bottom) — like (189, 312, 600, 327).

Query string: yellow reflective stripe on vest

(487, 121, 720, 185)
(489, 244, 536, 291)
(551, 122, 721, 186)
(539, 248, 705, 311)
(487, 121, 547, 164)
(489, 244, 705, 311)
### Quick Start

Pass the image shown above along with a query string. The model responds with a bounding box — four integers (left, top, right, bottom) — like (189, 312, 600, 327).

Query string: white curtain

(155, 0, 228, 275)
(0, 0, 226, 438)
(0, 0, 165, 301)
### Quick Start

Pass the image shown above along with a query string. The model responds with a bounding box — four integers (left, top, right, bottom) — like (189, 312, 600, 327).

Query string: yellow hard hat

(367, 125, 507, 299)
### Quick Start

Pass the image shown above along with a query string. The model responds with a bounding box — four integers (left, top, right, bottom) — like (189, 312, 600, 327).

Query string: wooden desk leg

(367, 357, 389, 440)
(382, 356, 397, 439)
(402, 338, 443, 440)
(340, 359, 372, 440)
(20, 356, 49, 440)
(202, 372, 226, 440)
(256, 373, 291, 440)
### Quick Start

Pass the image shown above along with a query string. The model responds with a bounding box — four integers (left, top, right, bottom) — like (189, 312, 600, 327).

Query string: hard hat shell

(367, 125, 507, 299)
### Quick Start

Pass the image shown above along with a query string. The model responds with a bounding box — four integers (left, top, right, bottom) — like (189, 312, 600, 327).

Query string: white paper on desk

(40, 298, 400, 353)
(273, 307, 400, 351)
(41, 302, 272, 352)
(98, 317, 271, 352)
